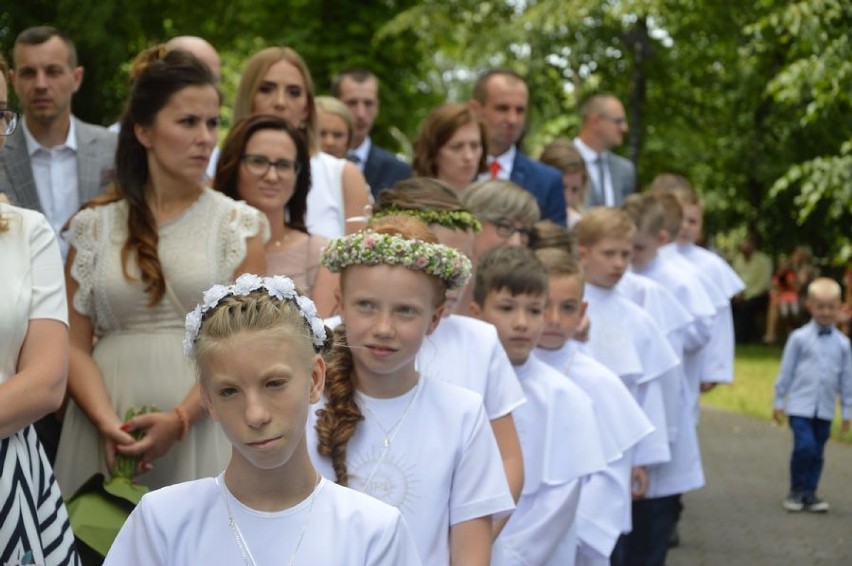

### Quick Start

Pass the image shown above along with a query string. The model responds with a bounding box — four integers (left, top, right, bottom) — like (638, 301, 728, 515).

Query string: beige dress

(265, 232, 327, 296)
(54, 189, 268, 496)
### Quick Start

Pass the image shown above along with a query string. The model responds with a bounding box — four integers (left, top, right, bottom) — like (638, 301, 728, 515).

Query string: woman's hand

(99, 419, 137, 472)
(114, 411, 183, 468)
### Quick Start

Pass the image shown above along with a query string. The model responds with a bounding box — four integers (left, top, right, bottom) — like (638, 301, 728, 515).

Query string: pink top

(265, 233, 327, 296)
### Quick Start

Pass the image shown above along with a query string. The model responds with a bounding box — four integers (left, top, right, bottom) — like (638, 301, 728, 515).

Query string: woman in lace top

(54, 47, 267, 495)
(214, 115, 338, 317)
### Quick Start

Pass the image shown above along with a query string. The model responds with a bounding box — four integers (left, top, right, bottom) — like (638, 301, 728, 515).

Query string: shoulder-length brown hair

(233, 47, 318, 154)
(214, 114, 312, 233)
(413, 103, 487, 178)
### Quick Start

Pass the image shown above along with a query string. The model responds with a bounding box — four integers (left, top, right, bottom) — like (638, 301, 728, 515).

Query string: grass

(701, 344, 851, 443)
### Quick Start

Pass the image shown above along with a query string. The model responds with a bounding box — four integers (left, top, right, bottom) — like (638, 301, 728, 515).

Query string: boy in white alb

(106, 276, 421, 565)
(534, 247, 654, 566)
(574, 208, 680, 566)
(471, 246, 607, 566)
(621, 194, 710, 564)
(653, 175, 744, 392)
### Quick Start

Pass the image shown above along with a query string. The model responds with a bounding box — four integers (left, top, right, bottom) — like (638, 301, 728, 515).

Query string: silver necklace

(359, 379, 424, 496)
(216, 473, 322, 566)
(358, 378, 423, 448)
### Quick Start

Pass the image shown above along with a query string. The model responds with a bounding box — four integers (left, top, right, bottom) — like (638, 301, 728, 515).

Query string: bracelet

(174, 406, 190, 441)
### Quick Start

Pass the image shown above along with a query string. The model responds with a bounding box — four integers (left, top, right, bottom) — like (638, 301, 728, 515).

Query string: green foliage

(2, 0, 848, 261)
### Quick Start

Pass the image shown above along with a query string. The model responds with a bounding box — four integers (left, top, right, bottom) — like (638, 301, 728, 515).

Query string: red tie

(490, 161, 501, 179)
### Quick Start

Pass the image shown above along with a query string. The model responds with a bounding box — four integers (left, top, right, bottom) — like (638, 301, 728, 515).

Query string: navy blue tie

(817, 327, 832, 336)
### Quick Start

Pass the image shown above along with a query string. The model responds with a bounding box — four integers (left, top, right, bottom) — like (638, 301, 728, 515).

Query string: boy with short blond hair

(653, 175, 745, 390)
(773, 277, 852, 512)
(471, 245, 606, 565)
(574, 208, 683, 565)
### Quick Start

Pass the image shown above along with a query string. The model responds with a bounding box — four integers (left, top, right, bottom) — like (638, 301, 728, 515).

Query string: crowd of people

(1, 25, 850, 566)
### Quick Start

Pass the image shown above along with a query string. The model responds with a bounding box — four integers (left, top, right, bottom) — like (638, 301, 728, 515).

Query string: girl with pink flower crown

(307, 216, 515, 565)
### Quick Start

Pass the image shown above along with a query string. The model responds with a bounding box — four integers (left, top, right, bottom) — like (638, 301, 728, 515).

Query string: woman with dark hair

(215, 115, 337, 316)
(54, 46, 267, 496)
(412, 103, 487, 194)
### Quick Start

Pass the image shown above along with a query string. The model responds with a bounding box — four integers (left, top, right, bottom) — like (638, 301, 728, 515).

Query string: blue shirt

(773, 320, 852, 420)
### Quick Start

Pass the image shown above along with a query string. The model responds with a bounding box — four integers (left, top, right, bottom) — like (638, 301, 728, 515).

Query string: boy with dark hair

(471, 245, 606, 565)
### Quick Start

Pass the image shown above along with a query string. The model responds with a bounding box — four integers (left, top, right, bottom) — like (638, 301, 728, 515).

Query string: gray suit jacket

(0, 117, 117, 213)
(585, 151, 637, 208)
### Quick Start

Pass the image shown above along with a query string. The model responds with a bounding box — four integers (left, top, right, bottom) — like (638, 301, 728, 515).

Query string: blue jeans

(789, 415, 832, 495)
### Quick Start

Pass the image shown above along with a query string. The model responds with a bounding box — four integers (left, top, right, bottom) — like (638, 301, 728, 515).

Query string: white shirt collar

(485, 145, 516, 179)
(573, 136, 601, 162)
(22, 116, 78, 156)
(349, 136, 371, 168)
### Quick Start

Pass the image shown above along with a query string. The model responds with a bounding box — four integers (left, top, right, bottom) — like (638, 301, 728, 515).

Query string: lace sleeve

(221, 200, 270, 277)
(68, 207, 100, 320)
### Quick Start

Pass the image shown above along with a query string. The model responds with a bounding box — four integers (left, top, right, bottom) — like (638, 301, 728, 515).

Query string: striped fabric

(1, 425, 79, 566)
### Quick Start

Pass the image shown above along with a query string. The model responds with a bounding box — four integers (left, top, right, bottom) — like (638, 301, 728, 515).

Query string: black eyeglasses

(241, 154, 301, 177)
(492, 219, 533, 242)
(0, 109, 21, 137)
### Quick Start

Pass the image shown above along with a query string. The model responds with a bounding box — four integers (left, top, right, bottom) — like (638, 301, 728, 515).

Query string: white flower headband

(183, 274, 328, 356)
(320, 230, 473, 290)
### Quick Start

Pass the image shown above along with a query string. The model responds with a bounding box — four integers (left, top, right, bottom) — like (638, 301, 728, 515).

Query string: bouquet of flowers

(66, 406, 153, 563)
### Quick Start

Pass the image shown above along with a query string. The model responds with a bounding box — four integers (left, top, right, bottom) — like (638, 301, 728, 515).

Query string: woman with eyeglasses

(54, 46, 267, 497)
(233, 47, 370, 240)
(214, 114, 338, 316)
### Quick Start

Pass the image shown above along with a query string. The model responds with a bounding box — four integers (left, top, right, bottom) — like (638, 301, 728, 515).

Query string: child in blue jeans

(773, 277, 852, 512)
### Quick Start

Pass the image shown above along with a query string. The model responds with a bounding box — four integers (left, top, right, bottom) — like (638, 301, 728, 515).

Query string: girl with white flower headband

(105, 275, 421, 565)
(307, 216, 515, 565)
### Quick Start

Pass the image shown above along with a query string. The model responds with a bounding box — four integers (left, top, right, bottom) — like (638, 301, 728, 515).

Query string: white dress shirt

(574, 137, 614, 207)
(348, 136, 371, 172)
(480, 145, 516, 181)
(22, 119, 79, 259)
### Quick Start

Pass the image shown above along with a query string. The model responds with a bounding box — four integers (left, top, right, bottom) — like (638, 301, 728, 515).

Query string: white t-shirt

(418, 314, 526, 419)
(104, 475, 421, 566)
(493, 354, 606, 566)
(307, 378, 514, 566)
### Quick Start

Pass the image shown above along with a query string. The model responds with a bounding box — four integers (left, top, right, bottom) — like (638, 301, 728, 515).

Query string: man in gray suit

(0, 26, 116, 260)
(0, 26, 115, 463)
(574, 94, 636, 207)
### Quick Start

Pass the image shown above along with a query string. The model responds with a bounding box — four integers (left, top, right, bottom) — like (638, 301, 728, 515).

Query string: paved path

(668, 406, 852, 565)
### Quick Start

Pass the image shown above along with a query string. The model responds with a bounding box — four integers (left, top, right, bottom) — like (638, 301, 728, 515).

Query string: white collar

(349, 136, 371, 164)
(488, 145, 516, 172)
(573, 136, 602, 162)
(22, 116, 78, 156)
